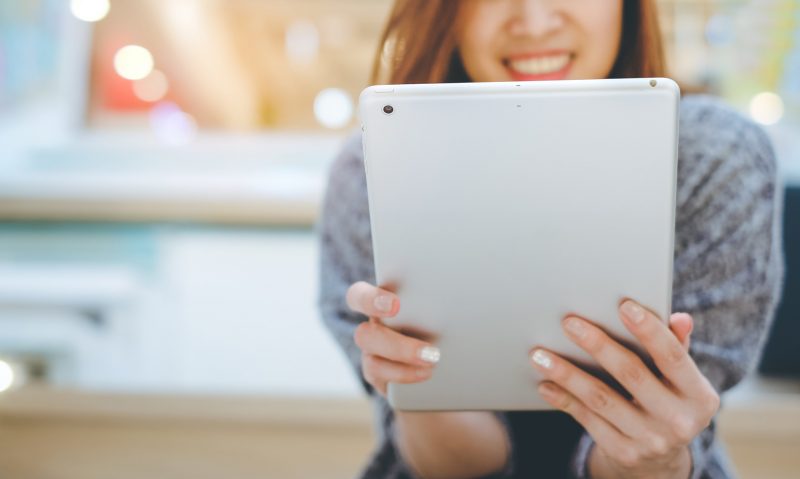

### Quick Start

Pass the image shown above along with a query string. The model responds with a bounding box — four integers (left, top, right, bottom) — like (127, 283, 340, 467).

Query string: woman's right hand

(347, 282, 510, 477)
(347, 281, 441, 397)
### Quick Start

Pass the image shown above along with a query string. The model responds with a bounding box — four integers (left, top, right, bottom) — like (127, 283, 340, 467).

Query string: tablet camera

(383, 105, 394, 115)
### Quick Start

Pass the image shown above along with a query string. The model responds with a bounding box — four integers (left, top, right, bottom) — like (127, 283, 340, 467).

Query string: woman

(318, 1, 784, 478)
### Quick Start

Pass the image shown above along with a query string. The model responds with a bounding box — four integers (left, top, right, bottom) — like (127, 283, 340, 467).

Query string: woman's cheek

(456, 4, 510, 82)
(572, 1, 623, 78)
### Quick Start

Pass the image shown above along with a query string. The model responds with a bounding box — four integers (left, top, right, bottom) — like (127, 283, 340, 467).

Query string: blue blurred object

(760, 184, 800, 378)
(0, 0, 62, 107)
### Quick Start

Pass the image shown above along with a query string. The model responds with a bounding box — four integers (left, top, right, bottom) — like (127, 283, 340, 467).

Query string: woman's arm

(565, 98, 785, 479)
(318, 133, 513, 479)
(348, 282, 512, 479)
(665, 101, 783, 478)
(394, 410, 510, 478)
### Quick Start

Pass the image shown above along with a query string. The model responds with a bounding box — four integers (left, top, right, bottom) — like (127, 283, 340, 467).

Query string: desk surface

(0, 376, 798, 434)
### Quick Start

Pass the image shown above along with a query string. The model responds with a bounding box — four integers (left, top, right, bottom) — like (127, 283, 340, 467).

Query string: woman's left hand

(529, 300, 720, 479)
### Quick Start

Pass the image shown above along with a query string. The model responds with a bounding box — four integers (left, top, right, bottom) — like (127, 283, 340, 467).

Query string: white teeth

(508, 54, 570, 75)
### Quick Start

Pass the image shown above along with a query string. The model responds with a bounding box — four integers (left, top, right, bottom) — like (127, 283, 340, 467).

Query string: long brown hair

(371, 0, 666, 85)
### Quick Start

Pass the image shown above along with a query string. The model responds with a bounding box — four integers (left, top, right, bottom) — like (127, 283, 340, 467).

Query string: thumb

(669, 312, 694, 351)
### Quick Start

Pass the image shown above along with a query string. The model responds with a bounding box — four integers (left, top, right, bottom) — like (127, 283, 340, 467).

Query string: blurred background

(0, 1, 798, 478)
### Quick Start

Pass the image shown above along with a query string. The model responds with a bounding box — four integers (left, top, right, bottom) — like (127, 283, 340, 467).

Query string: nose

(507, 0, 565, 38)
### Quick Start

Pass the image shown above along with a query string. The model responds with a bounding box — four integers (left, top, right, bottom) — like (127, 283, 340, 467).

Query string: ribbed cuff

(687, 434, 708, 479)
(570, 432, 596, 478)
(570, 430, 710, 479)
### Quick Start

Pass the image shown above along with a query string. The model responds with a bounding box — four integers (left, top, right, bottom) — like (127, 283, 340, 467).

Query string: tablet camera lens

(383, 105, 394, 114)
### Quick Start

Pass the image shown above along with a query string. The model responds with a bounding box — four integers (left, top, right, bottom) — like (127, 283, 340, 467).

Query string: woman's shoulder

(325, 129, 365, 191)
(678, 94, 775, 169)
(332, 129, 365, 169)
(321, 129, 369, 218)
(325, 128, 365, 180)
(677, 94, 777, 192)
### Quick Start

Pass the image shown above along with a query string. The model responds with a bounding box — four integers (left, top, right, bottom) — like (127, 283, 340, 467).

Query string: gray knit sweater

(317, 95, 784, 479)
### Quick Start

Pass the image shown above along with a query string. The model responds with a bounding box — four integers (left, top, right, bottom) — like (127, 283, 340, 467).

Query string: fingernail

(419, 346, 441, 364)
(531, 349, 553, 369)
(374, 295, 393, 313)
(416, 367, 433, 378)
(564, 317, 586, 339)
(621, 301, 645, 323)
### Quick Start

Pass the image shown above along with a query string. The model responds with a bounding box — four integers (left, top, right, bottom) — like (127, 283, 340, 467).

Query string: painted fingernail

(531, 349, 553, 369)
(419, 346, 441, 364)
(564, 317, 586, 339)
(622, 301, 645, 323)
(374, 295, 393, 313)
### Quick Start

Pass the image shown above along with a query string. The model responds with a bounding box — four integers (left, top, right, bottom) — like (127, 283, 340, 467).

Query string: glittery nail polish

(531, 349, 553, 369)
(419, 346, 441, 364)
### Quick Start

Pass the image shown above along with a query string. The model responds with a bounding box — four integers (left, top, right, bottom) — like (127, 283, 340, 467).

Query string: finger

(538, 381, 635, 453)
(669, 313, 693, 351)
(560, 316, 676, 416)
(530, 348, 648, 438)
(346, 281, 400, 318)
(618, 300, 706, 396)
(355, 318, 441, 366)
(362, 353, 433, 396)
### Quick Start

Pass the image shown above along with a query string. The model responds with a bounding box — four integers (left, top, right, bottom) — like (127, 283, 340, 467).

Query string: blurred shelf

(0, 264, 139, 308)
(0, 187, 321, 226)
(1, 124, 796, 225)
(0, 131, 346, 226)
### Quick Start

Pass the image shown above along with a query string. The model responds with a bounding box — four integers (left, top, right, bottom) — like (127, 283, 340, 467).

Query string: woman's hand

(529, 300, 720, 479)
(346, 281, 441, 397)
(346, 281, 510, 478)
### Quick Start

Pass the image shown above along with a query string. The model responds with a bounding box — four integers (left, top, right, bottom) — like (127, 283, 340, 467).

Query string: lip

(504, 50, 574, 81)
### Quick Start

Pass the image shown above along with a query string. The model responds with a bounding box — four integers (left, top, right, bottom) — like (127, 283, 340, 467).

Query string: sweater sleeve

(317, 132, 516, 479)
(569, 96, 785, 479)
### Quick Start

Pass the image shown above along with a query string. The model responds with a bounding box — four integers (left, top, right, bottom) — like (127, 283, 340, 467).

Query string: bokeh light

(285, 19, 319, 65)
(749, 92, 784, 125)
(313, 88, 353, 129)
(133, 69, 169, 103)
(150, 102, 198, 146)
(0, 360, 14, 393)
(114, 45, 154, 81)
(70, 0, 110, 23)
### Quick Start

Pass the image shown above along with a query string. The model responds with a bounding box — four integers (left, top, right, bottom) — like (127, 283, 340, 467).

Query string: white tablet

(359, 78, 679, 411)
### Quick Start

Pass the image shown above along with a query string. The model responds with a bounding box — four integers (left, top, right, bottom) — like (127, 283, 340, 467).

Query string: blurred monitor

(760, 185, 800, 379)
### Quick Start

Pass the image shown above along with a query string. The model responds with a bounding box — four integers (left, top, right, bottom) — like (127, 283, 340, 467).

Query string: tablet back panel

(359, 79, 679, 410)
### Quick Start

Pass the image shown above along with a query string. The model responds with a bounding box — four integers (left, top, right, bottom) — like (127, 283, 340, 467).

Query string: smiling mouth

(504, 52, 573, 79)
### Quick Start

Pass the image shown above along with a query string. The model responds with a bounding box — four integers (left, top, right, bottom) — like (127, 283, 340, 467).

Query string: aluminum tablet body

(359, 78, 679, 411)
